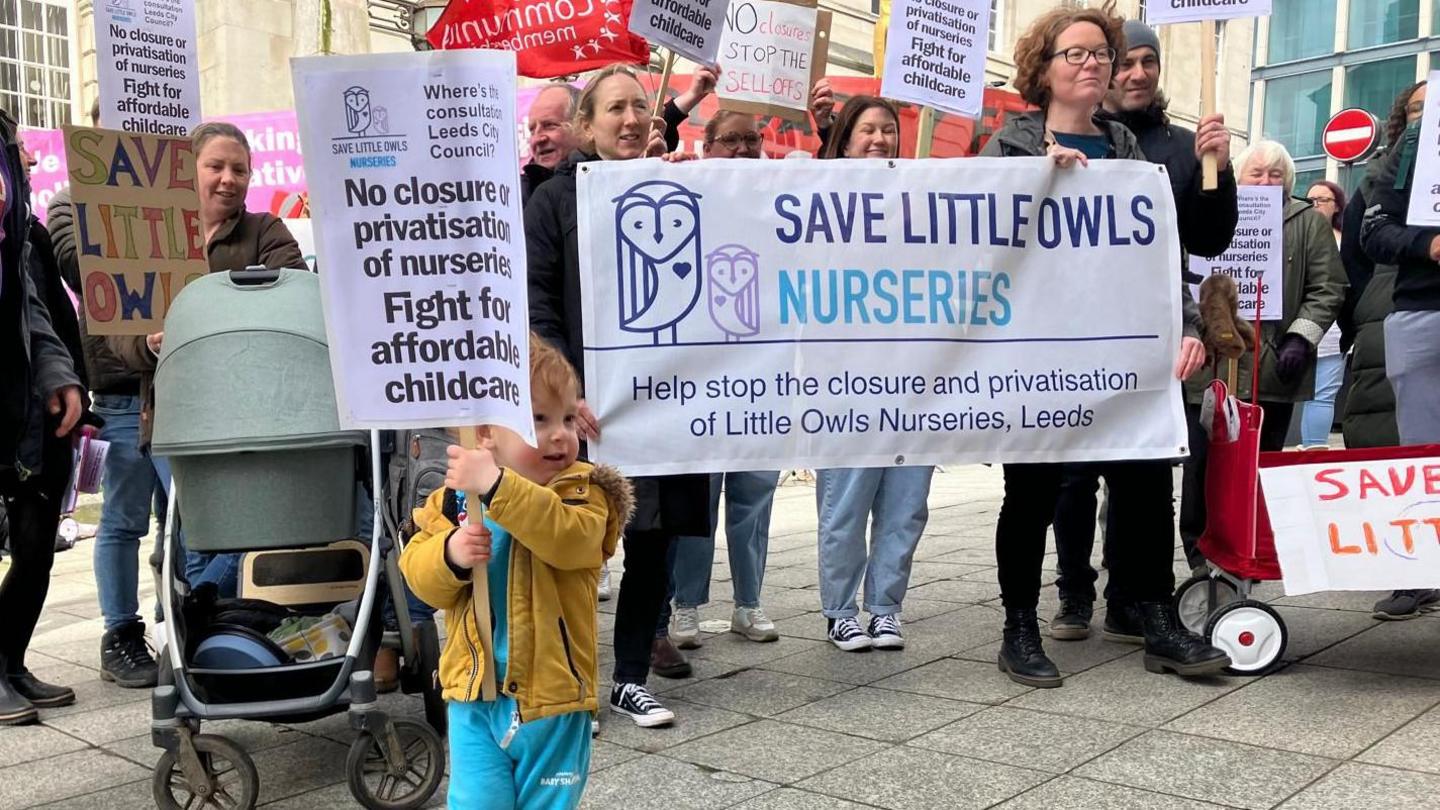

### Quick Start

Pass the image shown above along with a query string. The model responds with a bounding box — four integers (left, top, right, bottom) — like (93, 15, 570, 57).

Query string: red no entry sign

(1323, 108, 1380, 163)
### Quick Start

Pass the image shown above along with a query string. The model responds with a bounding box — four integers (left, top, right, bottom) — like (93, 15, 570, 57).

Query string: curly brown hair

(1385, 80, 1426, 147)
(1011, 0, 1126, 109)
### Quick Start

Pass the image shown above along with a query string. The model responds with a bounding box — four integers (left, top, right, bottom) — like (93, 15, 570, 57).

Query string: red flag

(427, 0, 651, 79)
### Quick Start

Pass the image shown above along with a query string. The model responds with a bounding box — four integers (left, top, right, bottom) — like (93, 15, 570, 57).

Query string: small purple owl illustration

(706, 244, 760, 341)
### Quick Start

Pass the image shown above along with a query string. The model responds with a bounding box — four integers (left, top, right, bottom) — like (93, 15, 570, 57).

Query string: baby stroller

(147, 268, 444, 810)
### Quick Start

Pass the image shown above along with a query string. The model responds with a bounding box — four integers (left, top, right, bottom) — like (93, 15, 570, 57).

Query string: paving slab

(689, 633, 830, 669)
(1304, 618, 1440, 680)
(1163, 664, 1440, 759)
(259, 779, 447, 808)
(1272, 605, 1379, 661)
(579, 754, 774, 810)
(668, 668, 849, 717)
(795, 744, 1049, 810)
(993, 776, 1235, 809)
(1358, 704, 1440, 775)
(760, 644, 949, 687)
(594, 697, 752, 753)
(248, 736, 352, 805)
(30, 677, 147, 720)
(589, 739, 645, 773)
(958, 628, 1138, 676)
(1074, 730, 1336, 810)
(772, 686, 984, 743)
(43, 692, 158, 745)
(29, 778, 154, 809)
(665, 719, 888, 784)
(1276, 762, 1440, 810)
(910, 706, 1143, 773)
(730, 787, 874, 809)
(872, 657, 1034, 705)
(0, 748, 149, 808)
(0, 722, 89, 768)
(1009, 655, 1243, 726)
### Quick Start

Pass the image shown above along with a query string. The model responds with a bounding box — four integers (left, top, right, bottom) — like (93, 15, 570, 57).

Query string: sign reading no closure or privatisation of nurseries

(291, 50, 533, 440)
(880, 0, 990, 118)
(577, 158, 1188, 476)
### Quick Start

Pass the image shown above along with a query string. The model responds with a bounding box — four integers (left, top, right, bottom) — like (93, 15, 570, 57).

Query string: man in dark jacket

(1, 107, 85, 725)
(521, 84, 581, 208)
(1048, 19, 1241, 639)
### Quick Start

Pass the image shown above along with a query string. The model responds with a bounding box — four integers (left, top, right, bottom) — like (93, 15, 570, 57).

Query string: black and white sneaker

(827, 617, 872, 652)
(868, 614, 904, 650)
(609, 683, 675, 728)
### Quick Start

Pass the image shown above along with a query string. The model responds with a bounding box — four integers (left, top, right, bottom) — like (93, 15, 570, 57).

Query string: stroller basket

(189, 658, 348, 708)
(151, 269, 364, 552)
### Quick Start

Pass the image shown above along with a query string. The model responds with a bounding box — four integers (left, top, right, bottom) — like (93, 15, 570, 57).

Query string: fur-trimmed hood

(586, 462, 634, 560)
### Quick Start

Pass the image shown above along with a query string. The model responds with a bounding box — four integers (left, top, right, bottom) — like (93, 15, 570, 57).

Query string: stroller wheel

(1174, 574, 1240, 635)
(1204, 599, 1287, 676)
(347, 718, 445, 810)
(413, 620, 447, 736)
(152, 734, 259, 810)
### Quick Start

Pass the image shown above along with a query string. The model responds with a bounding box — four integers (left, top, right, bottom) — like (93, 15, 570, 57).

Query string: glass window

(45, 4, 65, 36)
(1346, 57, 1417, 122)
(20, 1, 40, 32)
(49, 99, 67, 126)
(0, 92, 15, 116)
(1293, 168, 1325, 197)
(989, 0, 1000, 52)
(0, 31, 16, 60)
(22, 64, 41, 95)
(1268, 0, 1336, 63)
(0, 3, 14, 26)
(24, 93, 44, 126)
(49, 67, 66, 99)
(22, 31, 41, 62)
(46, 35, 66, 68)
(0, 61, 16, 93)
(1349, 0, 1418, 50)
(1264, 71, 1333, 158)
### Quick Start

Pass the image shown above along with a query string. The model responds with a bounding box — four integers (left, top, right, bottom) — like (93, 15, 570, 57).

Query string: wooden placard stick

(654, 48, 677, 114)
(457, 425, 498, 701)
(1200, 18, 1218, 190)
(915, 105, 936, 159)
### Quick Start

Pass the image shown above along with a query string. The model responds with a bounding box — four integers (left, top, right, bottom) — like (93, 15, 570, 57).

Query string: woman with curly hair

(979, 0, 1229, 688)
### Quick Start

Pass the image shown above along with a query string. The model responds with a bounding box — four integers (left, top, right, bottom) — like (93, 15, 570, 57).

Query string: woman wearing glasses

(1298, 180, 1346, 449)
(979, 0, 1229, 688)
(663, 112, 784, 653)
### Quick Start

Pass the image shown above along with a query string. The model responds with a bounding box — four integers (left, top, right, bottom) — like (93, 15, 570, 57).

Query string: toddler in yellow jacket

(399, 336, 632, 810)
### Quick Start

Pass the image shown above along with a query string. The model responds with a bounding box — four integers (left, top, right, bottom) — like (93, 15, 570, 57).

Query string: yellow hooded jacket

(399, 461, 633, 722)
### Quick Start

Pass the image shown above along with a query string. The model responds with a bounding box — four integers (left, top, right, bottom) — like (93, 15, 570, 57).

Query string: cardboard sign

(629, 0, 728, 64)
(577, 158, 1187, 475)
(1407, 70, 1440, 227)
(94, 0, 201, 135)
(716, 0, 831, 122)
(1262, 452, 1440, 594)
(880, 0, 990, 118)
(291, 50, 533, 439)
(64, 126, 208, 336)
(1189, 185, 1284, 321)
(1146, 0, 1271, 24)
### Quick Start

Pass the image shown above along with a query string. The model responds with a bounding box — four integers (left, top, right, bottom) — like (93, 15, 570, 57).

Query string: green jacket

(1187, 198, 1346, 403)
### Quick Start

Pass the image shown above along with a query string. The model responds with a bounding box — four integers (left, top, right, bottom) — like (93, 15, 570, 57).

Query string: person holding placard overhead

(664, 111, 781, 651)
(979, 0, 1230, 688)
(107, 122, 303, 599)
(805, 96, 935, 653)
(1048, 18, 1241, 641)
(526, 64, 710, 729)
(1181, 141, 1345, 564)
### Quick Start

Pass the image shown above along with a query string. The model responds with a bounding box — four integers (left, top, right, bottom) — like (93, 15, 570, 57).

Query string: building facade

(1, 0, 80, 128)
(1251, 0, 1436, 193)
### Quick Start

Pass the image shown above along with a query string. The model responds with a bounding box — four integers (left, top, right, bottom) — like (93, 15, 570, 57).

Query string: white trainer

(731, 606, 779, 642)
(597, 561, 612, 602)
(671, 606, 701, 649)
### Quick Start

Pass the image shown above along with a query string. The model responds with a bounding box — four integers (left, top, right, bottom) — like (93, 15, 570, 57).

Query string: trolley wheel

(346, 718, 445, 810)
(1174, 574, 1240, 635)
(413, 620, 447, 737)
(1204, 599, 1288, 676)
(152, 734, 259, 810)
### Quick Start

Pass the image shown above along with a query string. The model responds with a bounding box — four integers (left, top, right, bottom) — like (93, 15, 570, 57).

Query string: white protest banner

(880, 0, 990, 118)
(576, 159, 1187, 475)
(1261, 451, 1440, 594)
(1407, 70, 1440, 227)
(1189, 184, 1283, 320)
(95, 0, 200, 135)
(283, 219, 318, 272)
(1145, 0, 1271, 24)
(291, 51, 533, 441)
(629, 0, 729, 65)
(716, 0, 830, 122)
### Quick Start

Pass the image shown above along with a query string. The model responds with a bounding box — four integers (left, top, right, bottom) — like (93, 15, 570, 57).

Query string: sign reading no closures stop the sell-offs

(1322, 108, 1380, 163)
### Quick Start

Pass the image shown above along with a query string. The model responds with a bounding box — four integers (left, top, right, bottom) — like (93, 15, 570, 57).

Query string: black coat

(1360, 124, 1440, 312)
(27, 218, 86, 391)
(524, 150, 710, 536)
(1341, 148, 1400, 449)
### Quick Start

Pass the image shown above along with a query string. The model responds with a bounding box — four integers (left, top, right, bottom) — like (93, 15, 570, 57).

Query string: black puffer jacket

(524, 150, 710, 536)
(1340, 147, 1400, 448)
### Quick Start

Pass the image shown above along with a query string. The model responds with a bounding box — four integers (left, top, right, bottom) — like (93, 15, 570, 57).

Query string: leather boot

(1137, 601, 1231, 676)
(7, 670, 75, 709)
(0, 656, 37, 726)
(650, 636, 693, 679)
(998, 608, 1062, 688)
(373, 647, 400, 694)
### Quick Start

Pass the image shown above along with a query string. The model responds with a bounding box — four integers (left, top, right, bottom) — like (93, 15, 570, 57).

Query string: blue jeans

(672, 471, 779, 610)
(151, 455, 240, 598)
(1300, 353, 1345, 447)
(815, 466, 934, 619)
(91, 395, 165, 630)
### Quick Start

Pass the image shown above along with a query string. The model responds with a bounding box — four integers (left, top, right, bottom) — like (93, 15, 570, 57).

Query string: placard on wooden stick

(716, 0, 831, 123)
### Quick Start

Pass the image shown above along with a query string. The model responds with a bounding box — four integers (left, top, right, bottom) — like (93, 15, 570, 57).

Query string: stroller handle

(229, 265, 282, 286)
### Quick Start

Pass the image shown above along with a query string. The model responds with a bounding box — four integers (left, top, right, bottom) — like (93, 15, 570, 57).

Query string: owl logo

(613, 181, 704, 344)
(343, 86, 372, 136)
(706, 244, 760, 341)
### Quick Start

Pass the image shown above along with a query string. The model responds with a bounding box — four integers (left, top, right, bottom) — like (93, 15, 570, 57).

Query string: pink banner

(21, 87, 556, 225)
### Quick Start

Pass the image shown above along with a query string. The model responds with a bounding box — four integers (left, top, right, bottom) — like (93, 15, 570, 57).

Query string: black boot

(7, 669, 75, 708)
(1102, 601, 1144, 644)
(999, 608, 1062, 688)
(100, 622, 158, 689)
(0, 657, 37, 726)
(1137, 601, 1231, 676)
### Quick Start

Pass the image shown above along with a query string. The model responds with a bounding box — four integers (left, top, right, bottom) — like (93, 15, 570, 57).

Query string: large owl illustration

(343, 86, 372, 136)
(613, 181, 704, 344)
(706, 244, 760, 341)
